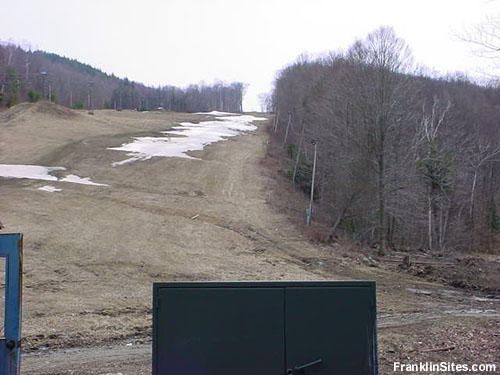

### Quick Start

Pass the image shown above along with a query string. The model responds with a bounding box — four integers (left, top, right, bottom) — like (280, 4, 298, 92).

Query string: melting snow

(0, 164, 65, 181)
(195, 111, 238, 116)
(60, 174, 109, 186)
(0, 164, 108, 187)
(38, 185, 62, 193)
(109, 113, 266, 166)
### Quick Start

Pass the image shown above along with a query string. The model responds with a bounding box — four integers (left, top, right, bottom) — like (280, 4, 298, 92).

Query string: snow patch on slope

(194, 111, 238, 116)
(109, 113, 266, 166)
(0, 165, 64, 181)
(38, 185, 62, 192)
(60, 174, 108, 186)
(0, 164, 108, 187)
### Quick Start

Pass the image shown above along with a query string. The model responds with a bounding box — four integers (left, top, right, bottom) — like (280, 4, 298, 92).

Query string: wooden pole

(25, 58, 30, 80)
(292, 122, 305, 184)
(273, 110, 280, 132)
(282, 112, 292, 146)
(88, 81, 94, 115)
(41, 72, 47, 100)
(307, 140, 318, 225)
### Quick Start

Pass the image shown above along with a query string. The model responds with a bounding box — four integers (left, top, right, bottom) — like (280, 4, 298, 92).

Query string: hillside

(0, 102, 498, 373)
(0, 43, 244, 112)
(271, 28, 500, 257)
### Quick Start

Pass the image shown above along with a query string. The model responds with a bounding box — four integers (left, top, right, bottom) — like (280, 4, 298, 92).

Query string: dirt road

(0, 102, 498, 374)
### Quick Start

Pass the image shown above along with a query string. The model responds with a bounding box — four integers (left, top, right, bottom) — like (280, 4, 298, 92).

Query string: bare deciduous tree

(271, 27, 500, 255)
(345, 27, 415, 255)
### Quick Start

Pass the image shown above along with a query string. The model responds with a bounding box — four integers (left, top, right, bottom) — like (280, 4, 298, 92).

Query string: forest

(271, 27, 500, 255)
(0, 43, 244, 112)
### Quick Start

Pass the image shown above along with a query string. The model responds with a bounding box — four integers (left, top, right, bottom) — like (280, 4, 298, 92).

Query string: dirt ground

(0, 102, 498, 374)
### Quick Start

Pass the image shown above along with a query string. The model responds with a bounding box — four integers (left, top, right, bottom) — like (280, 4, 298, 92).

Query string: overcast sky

(1, 0, 498, 111)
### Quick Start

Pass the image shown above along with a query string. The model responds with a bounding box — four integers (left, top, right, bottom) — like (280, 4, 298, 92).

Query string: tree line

(0, 43, 244, 112)
(271, 27, 500, 255)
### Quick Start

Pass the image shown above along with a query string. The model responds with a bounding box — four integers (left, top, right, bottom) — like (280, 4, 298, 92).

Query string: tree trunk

(470, 168, 478, 220)
(439, 205, 449, 251)
(283, 113, 292, 146)
(488, 163, 494, 252)
(292, 123, 305, 184)
(428, 189, 433, 251)
(470, 168, 478, 249)
(324, 193, 355, 241)
(325, 213, 343, 242)
(377, 137, 386, 255)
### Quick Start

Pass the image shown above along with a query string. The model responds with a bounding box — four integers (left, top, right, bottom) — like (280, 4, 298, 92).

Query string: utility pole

(48, 82, 52, 102)
(306, 139, 318, 226)
(41, 72, 47, 100)
(7, 46, 13, 65)
(88, 81, 94, 115)
(25, 58, 30, 81)
(69, 90, 73, 108)
(282, 112, 292, 146)
(118, 87, 122, 111)
(292, 122, 305, 184)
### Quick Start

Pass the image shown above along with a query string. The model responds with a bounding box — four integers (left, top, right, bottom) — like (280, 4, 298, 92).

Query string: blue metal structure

(0, 234, 22, 375)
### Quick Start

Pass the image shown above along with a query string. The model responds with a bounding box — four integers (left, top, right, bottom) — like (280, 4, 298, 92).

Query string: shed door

(0, 234, 22, 375)
(285, 287, 376, 375)
(155, 287, 285, 375)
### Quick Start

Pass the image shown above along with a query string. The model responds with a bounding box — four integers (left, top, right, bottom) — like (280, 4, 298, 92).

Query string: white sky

(1, 0, 498, 111)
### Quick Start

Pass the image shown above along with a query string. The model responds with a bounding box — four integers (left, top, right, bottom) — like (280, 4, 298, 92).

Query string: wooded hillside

(271, 27, 500, 254)
(0, 43, 244, 112)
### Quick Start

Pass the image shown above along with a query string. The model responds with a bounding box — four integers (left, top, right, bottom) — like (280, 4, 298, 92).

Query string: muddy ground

(0, 102, 498, 374)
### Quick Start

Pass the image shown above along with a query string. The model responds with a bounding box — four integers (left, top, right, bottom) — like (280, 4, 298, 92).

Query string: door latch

(287, 358, 323, 374)
(6, 340, 18, 350)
